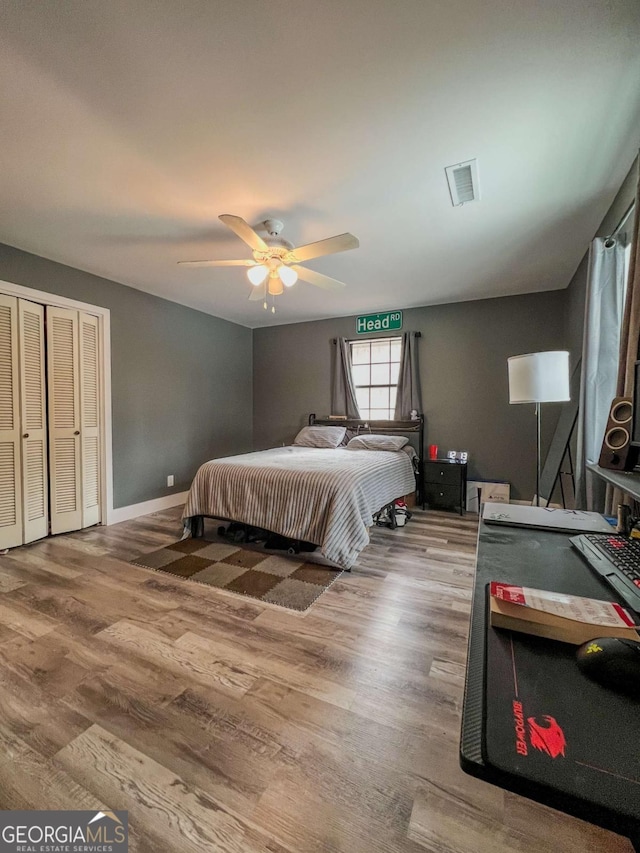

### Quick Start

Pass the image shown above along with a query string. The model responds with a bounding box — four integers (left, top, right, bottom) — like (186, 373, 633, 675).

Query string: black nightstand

(423, 460, 467, 515)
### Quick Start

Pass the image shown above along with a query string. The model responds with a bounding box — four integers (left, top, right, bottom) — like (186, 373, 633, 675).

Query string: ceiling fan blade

(248, 282, 267, 301)
(219, 214, 268, 252)
(291, 265, 346, 290)
(178, 259, 255, 267)
(285, 233, 359, 264)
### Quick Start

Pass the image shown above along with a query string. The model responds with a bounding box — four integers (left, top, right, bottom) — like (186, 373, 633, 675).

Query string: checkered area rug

(130, 537, 343, 612)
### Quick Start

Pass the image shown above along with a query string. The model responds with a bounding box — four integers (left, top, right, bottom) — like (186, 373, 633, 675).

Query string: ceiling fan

(178, 215, 359, 310)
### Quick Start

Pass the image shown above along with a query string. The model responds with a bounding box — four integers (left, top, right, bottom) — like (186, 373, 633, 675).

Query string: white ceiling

(1, 1, 639, 329)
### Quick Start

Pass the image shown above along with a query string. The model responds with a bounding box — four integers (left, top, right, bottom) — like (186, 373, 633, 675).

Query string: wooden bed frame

(308, 413, 425, 508)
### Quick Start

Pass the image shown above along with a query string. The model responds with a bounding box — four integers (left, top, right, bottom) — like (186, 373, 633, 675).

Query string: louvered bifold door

(47, 306, 82, 535)
(18, 299, 48, 543)
(79, 312, 100, 527)
(0, 295, 23, 549)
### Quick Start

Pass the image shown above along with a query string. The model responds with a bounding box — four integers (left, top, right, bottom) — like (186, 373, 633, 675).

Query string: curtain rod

(609, 201, 635, 240)
(332, 332, 421, 344)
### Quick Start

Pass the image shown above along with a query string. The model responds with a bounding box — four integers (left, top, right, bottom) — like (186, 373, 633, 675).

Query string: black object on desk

(423, 459, 467, 515)
(460, 520, 640, 850)
(576, 636, 640, 697)
(571, 532, 640, 613)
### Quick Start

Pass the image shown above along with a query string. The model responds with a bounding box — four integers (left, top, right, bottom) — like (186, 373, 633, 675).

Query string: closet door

(18, 300, 48, 543)
(47, 305, 83, 535)
(0, 295, 23, 549)
(79, 312, 100, 527)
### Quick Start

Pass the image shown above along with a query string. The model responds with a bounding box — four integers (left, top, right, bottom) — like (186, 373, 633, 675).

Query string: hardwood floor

(0, 508, 631, 852)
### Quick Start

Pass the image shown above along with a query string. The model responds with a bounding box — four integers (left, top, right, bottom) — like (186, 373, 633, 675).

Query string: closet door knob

(74, 430, 80, 435)
(22, 433, 29, 439)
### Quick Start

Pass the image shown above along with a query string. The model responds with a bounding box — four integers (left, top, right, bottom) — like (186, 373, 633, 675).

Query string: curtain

(575, 237, 627, 510)
(331, 337, 360, 418)
(394, 331, 422, 419)
(607, 157, 640, 514)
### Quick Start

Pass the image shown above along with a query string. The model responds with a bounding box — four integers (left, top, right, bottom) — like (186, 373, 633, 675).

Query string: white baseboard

(468, 499, 563, 515)
(108, 491, 189, 525)
(511, 499, 562, 508)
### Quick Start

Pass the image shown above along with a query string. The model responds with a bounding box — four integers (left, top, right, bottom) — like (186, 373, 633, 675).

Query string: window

(350, 336, 402, 420)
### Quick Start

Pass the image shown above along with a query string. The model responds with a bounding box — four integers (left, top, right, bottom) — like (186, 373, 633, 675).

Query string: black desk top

(460, 521, 640, 843)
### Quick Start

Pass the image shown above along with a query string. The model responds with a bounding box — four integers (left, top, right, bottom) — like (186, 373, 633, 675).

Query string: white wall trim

(468, 499, 563, 515)
(109, 491, 189, 525)
(509, 499, 562, 508)
(0, 279, 114, 525)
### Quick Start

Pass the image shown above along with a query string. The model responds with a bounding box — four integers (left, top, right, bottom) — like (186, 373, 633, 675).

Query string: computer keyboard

(570, 533, 640, 615)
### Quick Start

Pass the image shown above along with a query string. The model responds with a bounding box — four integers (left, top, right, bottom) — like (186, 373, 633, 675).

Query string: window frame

(349, 335, 402, 421)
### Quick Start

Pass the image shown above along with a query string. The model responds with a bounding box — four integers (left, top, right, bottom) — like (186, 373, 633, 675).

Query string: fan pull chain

(262, 294, 276, 313)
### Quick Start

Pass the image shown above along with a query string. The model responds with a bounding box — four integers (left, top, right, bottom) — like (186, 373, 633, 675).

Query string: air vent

(445, 159, 480, 206)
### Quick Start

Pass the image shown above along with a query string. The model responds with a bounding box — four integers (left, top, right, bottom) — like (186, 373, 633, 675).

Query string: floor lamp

(508, 351, 570, 507)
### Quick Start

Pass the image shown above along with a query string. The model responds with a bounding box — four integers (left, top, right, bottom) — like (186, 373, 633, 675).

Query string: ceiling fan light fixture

(267, 272, 284, 296)
(278, 265, 298, 287)
(180, 214, 359, 307)
(247, 264, 269, 285)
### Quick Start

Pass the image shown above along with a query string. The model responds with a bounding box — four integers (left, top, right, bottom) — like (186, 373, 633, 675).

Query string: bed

(182, 415, 423, 570)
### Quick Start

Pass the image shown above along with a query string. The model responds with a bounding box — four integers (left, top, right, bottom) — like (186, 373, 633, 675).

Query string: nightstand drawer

(424, 461, 462, 486)
(423, 483, 462, 510)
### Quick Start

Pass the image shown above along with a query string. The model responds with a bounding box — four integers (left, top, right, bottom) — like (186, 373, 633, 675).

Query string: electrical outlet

(167, 475, 174, 487)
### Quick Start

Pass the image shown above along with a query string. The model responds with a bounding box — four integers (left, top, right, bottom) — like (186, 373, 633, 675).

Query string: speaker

(598, 396, 638, 470)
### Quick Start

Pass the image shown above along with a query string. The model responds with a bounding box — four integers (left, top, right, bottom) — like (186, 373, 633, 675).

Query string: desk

(460, 519, 640, 850)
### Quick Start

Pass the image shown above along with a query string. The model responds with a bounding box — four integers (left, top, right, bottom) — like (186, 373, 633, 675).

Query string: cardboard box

(466, 480, 510, 512)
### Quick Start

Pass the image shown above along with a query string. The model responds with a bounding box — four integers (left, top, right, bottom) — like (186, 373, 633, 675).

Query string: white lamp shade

(278, 265, 298, 287)
(508, 351, 570, 404)
(247, 264, 269, 285)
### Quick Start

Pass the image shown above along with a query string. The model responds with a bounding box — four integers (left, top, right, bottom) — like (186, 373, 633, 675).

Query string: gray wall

(0, 243, 253, 508)
(253, 291, 567, 501)
(564, 254, 589, 372)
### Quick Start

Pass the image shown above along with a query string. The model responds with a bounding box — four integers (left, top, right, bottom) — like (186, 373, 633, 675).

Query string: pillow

(339, 428, 358, 446)
(347, 434, 409, 451)
(293, 425, 346, 448)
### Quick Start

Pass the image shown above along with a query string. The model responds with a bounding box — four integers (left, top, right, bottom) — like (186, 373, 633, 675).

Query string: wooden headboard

(308, 413, 424, 462)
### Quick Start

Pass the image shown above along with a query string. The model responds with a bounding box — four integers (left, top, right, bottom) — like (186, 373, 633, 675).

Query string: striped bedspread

(182, 446, 416, 569)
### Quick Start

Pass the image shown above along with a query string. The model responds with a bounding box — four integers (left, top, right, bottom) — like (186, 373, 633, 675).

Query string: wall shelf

(587, 463, 640, 502)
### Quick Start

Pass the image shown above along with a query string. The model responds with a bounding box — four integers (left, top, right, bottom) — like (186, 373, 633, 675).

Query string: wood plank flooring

(0, 508, 631, 852)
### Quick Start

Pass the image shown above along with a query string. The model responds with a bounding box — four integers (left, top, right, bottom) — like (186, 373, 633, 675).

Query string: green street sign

(356, 311, 403, 335)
